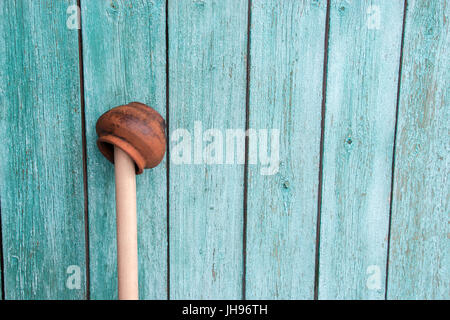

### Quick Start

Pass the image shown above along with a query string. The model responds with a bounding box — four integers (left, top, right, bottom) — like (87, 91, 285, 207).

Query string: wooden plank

(318, 0, 404, 299)
(0, 201, 2, 300)
(387, 0, 449, 300)
(0, 202, 4, 300)
(168, 0, 248, 299)
(0, 0, 86, 299)
(245, 0, 326, 299)
(81, 0, 167, 299)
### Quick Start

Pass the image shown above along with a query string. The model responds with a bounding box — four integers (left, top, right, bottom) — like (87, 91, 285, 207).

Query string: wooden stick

(96, 103, 166, 299)
(114, 146, 138, 300)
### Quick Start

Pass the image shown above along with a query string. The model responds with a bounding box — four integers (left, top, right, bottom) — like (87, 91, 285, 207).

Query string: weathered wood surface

(318, 0, 404, 299)
(246, 0, 326, 299)
(0, 0, 86, 299)
(168, 0, 248, 299)
(81, 0, 167, 299)
(387, 0, 449, 300)
(0, 0, 449, 300)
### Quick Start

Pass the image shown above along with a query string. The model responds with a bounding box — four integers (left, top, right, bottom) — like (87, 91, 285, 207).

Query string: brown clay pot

(96, 102, 166, 174)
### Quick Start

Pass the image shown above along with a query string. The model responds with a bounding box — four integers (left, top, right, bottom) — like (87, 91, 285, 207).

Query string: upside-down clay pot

(96, 102, 166, 174)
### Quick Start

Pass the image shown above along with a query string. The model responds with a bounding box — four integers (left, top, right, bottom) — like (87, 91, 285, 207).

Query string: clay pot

(96, 102, 166, 174)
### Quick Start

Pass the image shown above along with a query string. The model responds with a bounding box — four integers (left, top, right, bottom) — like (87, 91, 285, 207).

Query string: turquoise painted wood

(0, 0, 449, 301)
(387, 0, 449, 300)
(318, 0, 404, 299)
(81, 0, 167, 299)
(0, 0, 87, 299)
(246, 0, 326, 299)
(168, 0, 248, 299)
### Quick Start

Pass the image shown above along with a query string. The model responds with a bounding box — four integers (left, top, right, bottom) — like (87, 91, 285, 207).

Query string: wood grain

(318, 0, 404, 299)
(168, 0, 248, 299)
(387, 0, 449, 300)
(0, 0, 86, 299)
(246, 0, 326, 299)
(0, 0, 448, 301)
(81, 0, 167, 299)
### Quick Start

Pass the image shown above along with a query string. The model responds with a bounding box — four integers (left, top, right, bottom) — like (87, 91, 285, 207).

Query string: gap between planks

(165, 0, 171, 301)
(77, 0, 90, 300)
(313, 0, 331, 300)
(242, 0, 253, 301)
(384, 0, 408, 300)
